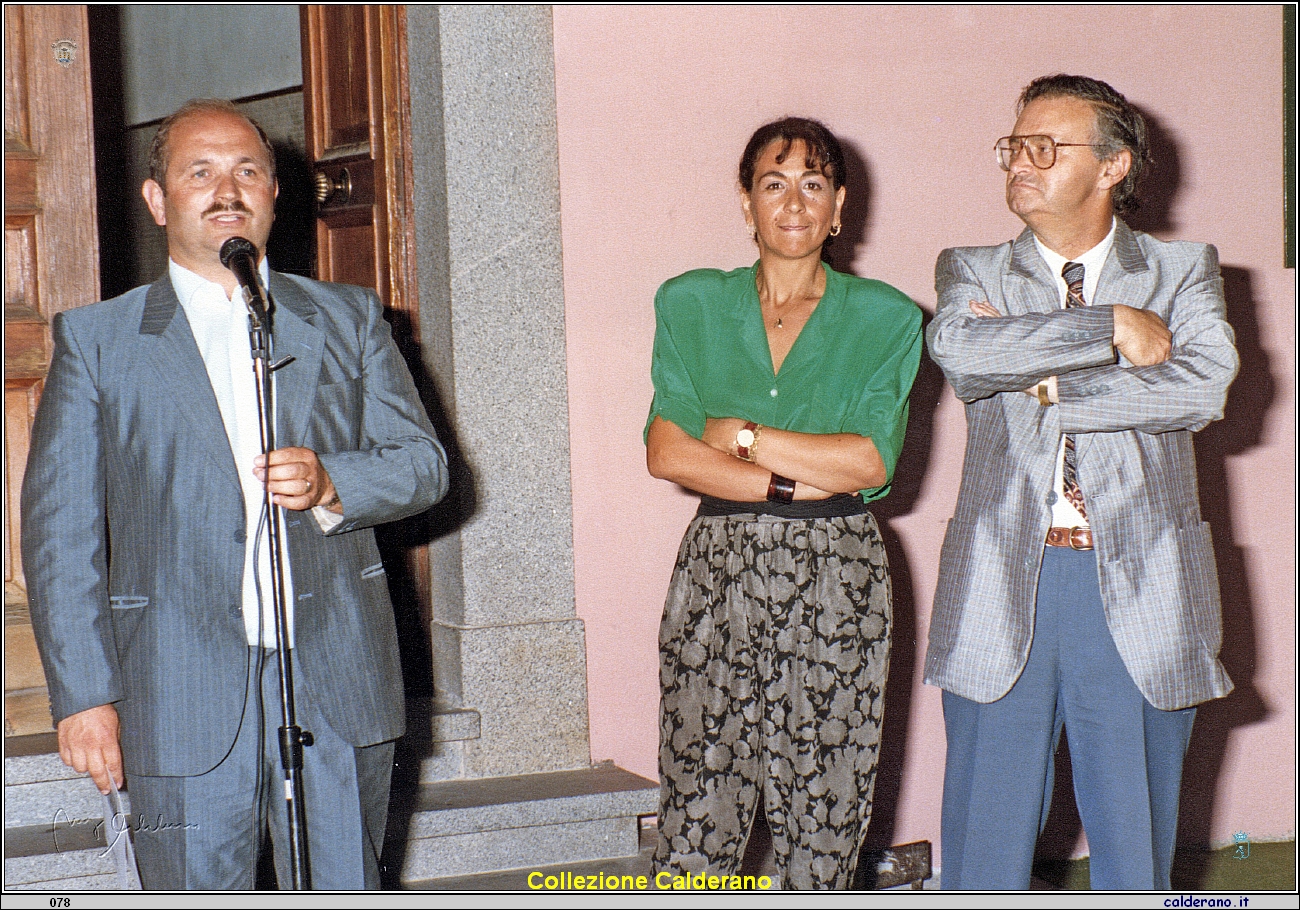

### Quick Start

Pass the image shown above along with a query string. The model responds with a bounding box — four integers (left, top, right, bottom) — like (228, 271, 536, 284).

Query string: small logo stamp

(51, 38, 77, 68)
(1232, 831, 1250, 860)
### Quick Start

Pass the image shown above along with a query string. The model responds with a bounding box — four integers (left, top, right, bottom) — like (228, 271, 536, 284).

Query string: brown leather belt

(1046, 526, 1093, 550)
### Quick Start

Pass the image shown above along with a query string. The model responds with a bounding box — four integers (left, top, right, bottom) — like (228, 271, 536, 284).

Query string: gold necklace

(757, 263, 819, 329)
(769, 294, 808, 330)
(757, 265, 784, 329)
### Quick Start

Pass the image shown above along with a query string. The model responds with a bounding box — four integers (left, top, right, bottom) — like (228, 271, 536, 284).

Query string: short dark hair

(148, 99, 277, 190)
(738, 117, 846, 193)
(1018, 74, 1148, 214)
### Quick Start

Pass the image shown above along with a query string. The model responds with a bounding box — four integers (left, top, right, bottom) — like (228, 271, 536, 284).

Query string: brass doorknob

(314, 168, 352, 205)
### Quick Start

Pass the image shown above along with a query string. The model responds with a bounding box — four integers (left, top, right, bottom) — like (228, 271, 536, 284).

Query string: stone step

(2, 695, 484, 891)
(3, 700, 482, 832)
(5, 732, 135, 890)
(406, 696, 482, 743)
(5, 734, 114, 830)
(393, 763, 658, 884)
(407, 817, 655, 891)
(5, 847, 121, 891)
(6, 719, 659, 890)
(391, 696, 483, 782)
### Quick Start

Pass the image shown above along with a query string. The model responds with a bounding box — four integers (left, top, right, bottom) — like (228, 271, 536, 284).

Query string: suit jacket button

(234, 529, 247, 543)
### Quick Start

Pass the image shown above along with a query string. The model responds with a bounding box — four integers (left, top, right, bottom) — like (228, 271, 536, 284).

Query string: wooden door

(4, 6, 100, 737)
(300, 5, 433, 681)
(301, 5, 418, 317)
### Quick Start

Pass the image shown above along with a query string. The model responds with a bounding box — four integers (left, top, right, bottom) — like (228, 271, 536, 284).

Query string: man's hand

(58, 704, 124, 794)
(1112, 304, 1171, 366)
(968, 300, 1001, 319)
(253, 447, 342, 513)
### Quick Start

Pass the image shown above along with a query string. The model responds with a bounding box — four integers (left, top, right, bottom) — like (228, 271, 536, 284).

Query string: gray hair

(1019, 74, 1148, 214)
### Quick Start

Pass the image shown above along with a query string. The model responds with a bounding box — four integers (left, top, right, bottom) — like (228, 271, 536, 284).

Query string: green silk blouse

(646, 262, 923, 502)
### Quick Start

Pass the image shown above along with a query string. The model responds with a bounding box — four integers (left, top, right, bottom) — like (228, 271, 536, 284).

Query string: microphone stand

(242, 267, 312, 890)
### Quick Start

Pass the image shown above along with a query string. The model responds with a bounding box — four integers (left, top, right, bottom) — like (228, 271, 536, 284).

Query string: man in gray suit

(925, 75, 1236, 890)
(21, 99, 448, 889)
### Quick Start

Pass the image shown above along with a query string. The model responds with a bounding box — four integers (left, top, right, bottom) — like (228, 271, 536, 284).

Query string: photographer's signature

(51, 808, 198, 856)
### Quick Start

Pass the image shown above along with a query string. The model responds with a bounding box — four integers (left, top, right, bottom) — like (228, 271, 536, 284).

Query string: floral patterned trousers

(654, 511, 892, 889)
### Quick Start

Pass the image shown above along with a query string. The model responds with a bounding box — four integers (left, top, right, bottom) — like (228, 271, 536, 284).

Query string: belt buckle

(1047, 526, 1092, 550)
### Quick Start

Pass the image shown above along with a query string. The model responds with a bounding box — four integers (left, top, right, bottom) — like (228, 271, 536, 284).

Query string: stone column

(406, 5, 591, 780)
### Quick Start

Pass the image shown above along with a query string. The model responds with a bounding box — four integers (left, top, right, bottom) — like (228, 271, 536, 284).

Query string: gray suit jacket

(21, 272, 448, 776)
(924, 221, 1236, 711)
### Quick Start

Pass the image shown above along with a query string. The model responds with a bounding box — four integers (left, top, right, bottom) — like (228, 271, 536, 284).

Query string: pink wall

(553, 5, 1294, 859)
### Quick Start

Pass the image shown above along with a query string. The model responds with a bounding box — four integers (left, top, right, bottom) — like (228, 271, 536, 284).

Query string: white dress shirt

(1034, 219, 1116, 529)
(170, 259, 295, 648)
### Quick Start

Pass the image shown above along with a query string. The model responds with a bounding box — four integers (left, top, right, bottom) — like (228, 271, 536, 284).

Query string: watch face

(737, 429, 755, 448)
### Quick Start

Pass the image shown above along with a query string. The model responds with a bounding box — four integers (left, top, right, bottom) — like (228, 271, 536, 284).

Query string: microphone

(219, 237, 270, 325)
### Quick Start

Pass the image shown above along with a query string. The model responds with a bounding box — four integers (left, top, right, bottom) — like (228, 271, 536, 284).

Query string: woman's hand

(701, 417, 886, 494)
(702, 417, 747, 456)
(648, 417, 834, 501)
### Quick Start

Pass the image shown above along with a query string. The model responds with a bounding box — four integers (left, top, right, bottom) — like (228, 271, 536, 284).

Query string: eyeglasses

(995, 135, 1106, 171)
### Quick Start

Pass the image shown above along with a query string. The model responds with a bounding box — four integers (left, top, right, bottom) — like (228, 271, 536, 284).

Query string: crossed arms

(926, 242, 1237, 435)
(646, 415, 885, 500)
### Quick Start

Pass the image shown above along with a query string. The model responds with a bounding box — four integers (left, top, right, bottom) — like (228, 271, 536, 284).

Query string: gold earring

(829, 223, 841, 237)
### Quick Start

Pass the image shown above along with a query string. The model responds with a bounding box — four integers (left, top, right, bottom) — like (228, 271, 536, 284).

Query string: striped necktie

(1060, 261, 1087, 521)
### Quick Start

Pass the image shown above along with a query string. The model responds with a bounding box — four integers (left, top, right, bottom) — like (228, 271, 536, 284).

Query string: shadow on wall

(1125, 104, 1182, 238)
(1130, 100, 1275, 864)
(861, 319, 945, 866)
(1181, 263, 1272, 857)
(373, 300, 483, 887)
(823, 137, 872, 275)
(372, 305, 479, 699)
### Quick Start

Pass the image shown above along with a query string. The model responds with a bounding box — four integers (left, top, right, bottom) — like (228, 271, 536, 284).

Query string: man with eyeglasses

(925, 74, 1237, 890)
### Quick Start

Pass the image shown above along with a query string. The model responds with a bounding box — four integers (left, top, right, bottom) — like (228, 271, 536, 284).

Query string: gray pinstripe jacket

(923, 221, 1236, 711)
(22, 272, 448, 775)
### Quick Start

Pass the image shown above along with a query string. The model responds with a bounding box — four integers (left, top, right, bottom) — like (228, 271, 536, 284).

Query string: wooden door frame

(300, 5, 435, 679)
(5, 5, 100, 736)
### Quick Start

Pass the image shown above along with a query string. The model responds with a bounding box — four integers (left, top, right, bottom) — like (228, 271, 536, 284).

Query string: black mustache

(203, 200, 252, 217)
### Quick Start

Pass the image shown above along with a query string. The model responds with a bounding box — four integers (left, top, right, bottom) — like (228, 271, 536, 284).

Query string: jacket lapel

(138, 277, 241, 489)
(1096, 219, 1153, 303)
(266, 272, 324, 447)
(1005, 226, 1060, 315)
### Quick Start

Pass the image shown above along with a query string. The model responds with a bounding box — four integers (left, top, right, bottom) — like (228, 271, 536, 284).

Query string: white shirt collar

(1033, 218, 1116, 281)
(168, 256, 270, 310)
(1033, 219, 1116, 307)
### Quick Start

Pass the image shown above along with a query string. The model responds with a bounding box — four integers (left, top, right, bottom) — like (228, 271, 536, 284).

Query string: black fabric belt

(696, 492, 870, 519)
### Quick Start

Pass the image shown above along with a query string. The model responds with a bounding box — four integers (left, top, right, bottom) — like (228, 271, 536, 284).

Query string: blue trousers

(940, 546, 1196, 890)
(128, 648, 395, 890)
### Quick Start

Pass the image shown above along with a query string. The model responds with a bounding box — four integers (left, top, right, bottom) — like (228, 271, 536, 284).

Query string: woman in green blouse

(645, 118, 922, 889)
